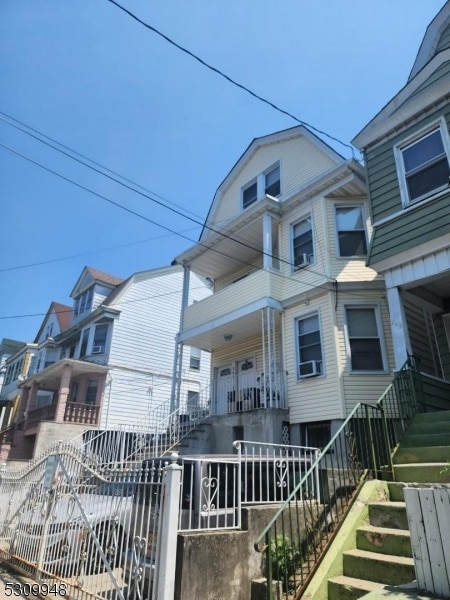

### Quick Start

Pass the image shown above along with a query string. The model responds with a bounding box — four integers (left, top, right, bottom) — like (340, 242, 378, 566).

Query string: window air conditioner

(92, 345, 105, 354)
(295, 253, 312, 270)
(298, 360, 321, 379)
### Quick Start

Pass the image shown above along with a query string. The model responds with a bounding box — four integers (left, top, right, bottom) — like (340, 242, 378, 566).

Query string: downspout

(170, 263, 190, 414)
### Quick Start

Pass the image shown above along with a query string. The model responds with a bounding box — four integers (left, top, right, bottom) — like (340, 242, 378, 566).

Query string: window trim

(264, 163, 281, 198)
(291, 213, 315, 272)
(343, 303, 388, 373)
(394, 117, 450, 208)
(295, 310, 325, 381)
(241, 161, 281, 211)
(334, 203, 368, 258)
(241, 178, 258, 210)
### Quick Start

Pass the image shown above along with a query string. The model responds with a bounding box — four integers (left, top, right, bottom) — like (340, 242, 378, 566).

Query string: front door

(215, 364, 235, 415)
(237, 358, 259, 410)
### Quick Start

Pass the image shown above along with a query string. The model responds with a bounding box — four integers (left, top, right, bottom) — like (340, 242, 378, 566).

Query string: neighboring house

(352, 1, 450, 386)
(174, 125, 395, 452)
(1, 265, 211, 461)
(0, 338, 27, 428)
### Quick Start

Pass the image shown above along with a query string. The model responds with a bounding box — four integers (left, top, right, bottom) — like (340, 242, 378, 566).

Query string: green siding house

(352, 1, 450, 385)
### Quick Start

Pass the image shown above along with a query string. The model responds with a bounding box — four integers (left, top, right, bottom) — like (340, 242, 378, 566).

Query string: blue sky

(0, 0, 446, 342)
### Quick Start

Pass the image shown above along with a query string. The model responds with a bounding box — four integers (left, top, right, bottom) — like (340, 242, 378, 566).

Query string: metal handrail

(254, 356, 422, 599)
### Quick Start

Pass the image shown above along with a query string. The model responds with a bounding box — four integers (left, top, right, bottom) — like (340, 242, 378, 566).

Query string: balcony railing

(183, 269, 283, 332)
(64, 402, 100, 425)
(211, 370, 287, 415)
(25, 401, 100, 429)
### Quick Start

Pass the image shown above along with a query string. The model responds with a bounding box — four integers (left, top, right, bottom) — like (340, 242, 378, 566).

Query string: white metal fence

(0, 441, 320, 599)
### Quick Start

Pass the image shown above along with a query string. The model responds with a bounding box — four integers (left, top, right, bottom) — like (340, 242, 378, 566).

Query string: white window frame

(295, 310, 325, 380)
(291, 213, 315, 271)
(334, 203, 368, 258)
(344, 304, 387, 373)
(242, 178, 258, 210)
(264, 163, 281, 198)
(394, 117, 450, 208)
(189, 347, 201, 370)
(241, 161, 281, 211)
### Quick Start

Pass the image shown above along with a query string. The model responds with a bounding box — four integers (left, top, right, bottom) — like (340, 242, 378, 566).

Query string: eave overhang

(19, 358, 109, 388)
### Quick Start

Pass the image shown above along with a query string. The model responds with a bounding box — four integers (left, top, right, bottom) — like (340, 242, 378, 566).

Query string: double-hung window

(335, 206, 367, 257)
(85, 379, 98, 405)
(92, 324, 108, 354)
(79, 328, 90, 358)
(395, 120, 450, 206)
(189, 347, 201, 370)
(265, 165, 280, 197)
(297, 313, 323, 378)
(242, 180, 258, 209)
(242, 163, 281, 210)
(292, 216, 314, 269)
(345, 306, 384, 371)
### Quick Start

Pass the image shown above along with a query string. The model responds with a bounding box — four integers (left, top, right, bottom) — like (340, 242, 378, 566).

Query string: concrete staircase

(328, 409, 450, 600)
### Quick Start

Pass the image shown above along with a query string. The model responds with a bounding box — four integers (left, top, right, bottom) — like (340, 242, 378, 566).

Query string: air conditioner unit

(92, 345, 105, 355)
(295, 253, 312, 270)
(298, 360, 321, 379)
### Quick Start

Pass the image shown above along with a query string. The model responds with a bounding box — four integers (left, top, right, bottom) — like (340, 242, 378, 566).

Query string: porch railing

(211, 369, 286, 415)
(254, 356, 423, 599)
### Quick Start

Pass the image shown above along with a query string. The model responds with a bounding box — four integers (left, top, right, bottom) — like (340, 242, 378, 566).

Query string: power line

(0, 141, 382, 316)
(0, 113, 333, 277)
(106, 0, 357, 158)
(0, 111, 207, 224)
(0, 227, 200, 274)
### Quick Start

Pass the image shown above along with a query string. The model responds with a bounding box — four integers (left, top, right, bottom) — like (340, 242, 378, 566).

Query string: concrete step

(394, 444, 450, 464)
(343, 549, 415, 586)
(328, 575, 386, 600)
(368, 502, 408, 530)
(393, 462, 450, 483)
(356, 525, 412, 557)
(387, 482, 407, 502)
(399, 431, 450, 447)
(411, 410, 450, 424)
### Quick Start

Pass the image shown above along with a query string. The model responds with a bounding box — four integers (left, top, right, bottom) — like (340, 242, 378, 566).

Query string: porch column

(55, 364, 72, 423)
(262, 213, 273, 269)
(386, 286, 412, 370)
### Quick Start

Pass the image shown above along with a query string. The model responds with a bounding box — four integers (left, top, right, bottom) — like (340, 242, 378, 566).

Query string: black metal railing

(254, 356, 423, 599)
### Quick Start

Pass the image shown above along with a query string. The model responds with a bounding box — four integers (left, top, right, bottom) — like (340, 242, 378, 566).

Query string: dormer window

(74, 287, 94, 317)
(241, 162, 281, 210)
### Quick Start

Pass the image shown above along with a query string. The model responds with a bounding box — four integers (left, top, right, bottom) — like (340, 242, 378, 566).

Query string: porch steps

(328, 488, 413, 600)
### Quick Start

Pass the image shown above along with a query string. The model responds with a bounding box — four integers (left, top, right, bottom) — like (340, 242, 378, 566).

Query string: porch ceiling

(181, 306, 282, 351)
(20, 359, 109, 388)
(177, 200, 281, 279)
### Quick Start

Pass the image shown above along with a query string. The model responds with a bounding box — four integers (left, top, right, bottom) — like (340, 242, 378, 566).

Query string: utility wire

(0, 227, 200, 274)
(0, 142, 382, 322)
(1, 112, 335, 277)
(0, 111, 206, 223)
(106, 0, 357, 158)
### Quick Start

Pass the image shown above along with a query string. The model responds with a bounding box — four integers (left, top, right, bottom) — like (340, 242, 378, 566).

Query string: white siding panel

(285, 294, 342, 424)
(103, 269, 211, 427)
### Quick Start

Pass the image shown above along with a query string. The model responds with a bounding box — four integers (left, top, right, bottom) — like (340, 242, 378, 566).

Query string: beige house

(174, 125, 395, 450)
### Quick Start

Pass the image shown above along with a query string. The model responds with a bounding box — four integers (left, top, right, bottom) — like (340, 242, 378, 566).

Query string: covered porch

(19, 358, 109, 432)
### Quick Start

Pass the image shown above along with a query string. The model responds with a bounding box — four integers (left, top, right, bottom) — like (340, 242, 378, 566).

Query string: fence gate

(0, 446, 170, 600)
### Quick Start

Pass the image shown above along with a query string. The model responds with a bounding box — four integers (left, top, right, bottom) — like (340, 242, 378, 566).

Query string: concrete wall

(175, 504, 315, 600)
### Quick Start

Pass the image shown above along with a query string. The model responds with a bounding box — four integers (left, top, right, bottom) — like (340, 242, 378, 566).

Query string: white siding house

(175, 125, 395, 451)
(0, 265, 211, 461)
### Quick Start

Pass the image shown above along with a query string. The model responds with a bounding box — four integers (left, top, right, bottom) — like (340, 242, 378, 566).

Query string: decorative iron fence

(254, 356, 423, 599)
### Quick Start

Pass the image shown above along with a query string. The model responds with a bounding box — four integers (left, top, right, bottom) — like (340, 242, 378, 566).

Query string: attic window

(74, 287, 94, 317)
(242, 180, 257, 209)
(265, 165, 280, 197)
